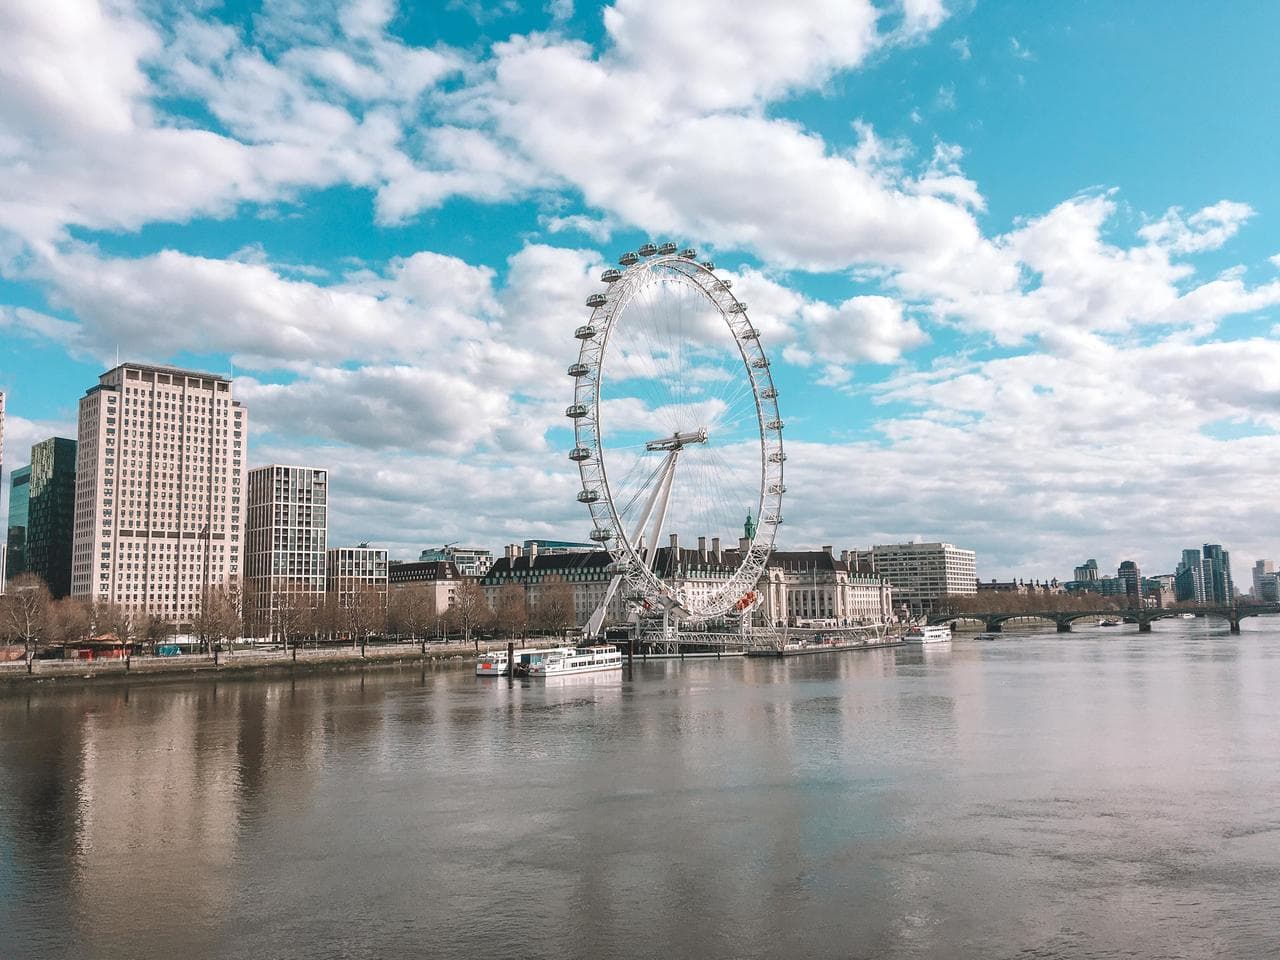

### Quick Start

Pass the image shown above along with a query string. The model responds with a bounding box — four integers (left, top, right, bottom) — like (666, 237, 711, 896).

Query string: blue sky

(2, 0, 1279, 580)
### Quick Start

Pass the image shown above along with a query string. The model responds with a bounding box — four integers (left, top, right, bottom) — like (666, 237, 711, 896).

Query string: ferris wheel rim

(568, 249, 785, 622)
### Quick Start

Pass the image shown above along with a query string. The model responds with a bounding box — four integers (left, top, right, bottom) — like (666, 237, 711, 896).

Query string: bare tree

(195, 581, 244, 656)
(0, 574, 52, 671)
(275, 589, 316, 660)
(388, 584, 437, 652)
(345, 585, 387, 656)
(136, 613, 176, 654)
(494, 582, 529, 640)
(47, 596, 92, 647)
(533, 576, 576, 636)
(449, 579, 490, 648)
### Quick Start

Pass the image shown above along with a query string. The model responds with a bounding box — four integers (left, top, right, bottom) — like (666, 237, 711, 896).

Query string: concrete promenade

(0, 639, 522, 687)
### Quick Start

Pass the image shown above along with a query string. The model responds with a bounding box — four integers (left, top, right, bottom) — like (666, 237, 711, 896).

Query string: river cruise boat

(903, 625, 952, 644)
(476, 646, 574, 676)
(523, 645, 623, 677)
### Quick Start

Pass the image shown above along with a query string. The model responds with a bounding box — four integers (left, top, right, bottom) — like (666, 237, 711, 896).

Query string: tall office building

(1074, 559, 1100, 582)
(1175, 548, 1206, 603)
(23, 438, 77, 597)
(1117, 560, 1142, 604)
(6, 465, 30, 583)
(1201, 544, 1233, 604)
(71, 364, 247, 626)
(245, 465, 328, 636)
(855, 541, 977, 616)
(1251, 560, 1276, 601)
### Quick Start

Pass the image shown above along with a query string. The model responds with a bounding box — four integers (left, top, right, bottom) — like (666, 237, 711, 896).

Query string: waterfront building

(6, 465, 30, 584)
(1118, 560, 1142, 604)
(1175, 549, 1207, 603)
(759, 548, 893, 626)
(1073, 559, 1100, 583)
(389, 560, 465, 612)
(418, 545, 494, 577)
(483, 543, 624, 627)
(325, 545, 389, 610)
(70, 363, 247, 625)
(1202, 544, 1234, 604)
(1251, 560, 1277, 601)
(244, 465, 328, 637)
(22, 438, 78, 598)
(854, 541, 977, 616)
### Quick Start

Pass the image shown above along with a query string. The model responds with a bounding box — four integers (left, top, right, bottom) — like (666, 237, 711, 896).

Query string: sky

(2, 0, 1279, 580)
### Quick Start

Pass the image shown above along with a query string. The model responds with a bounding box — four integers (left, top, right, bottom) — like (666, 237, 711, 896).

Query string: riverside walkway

(0, 638, 521, 686)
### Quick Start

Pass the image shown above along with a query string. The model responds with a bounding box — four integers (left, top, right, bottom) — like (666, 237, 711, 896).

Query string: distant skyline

(2, 1, 1280, 579)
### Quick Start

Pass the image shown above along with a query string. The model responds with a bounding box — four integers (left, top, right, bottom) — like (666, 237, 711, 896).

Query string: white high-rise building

(245, 465, 328, 636)
(856, 541, 977, 616)
(71, 364, 247, 626)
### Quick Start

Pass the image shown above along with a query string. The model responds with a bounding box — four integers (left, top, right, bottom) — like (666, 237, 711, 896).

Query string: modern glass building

(5, 465, 31, 584)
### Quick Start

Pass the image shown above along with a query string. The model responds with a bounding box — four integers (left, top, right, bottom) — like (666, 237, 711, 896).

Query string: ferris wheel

(566, 242, 785, 632)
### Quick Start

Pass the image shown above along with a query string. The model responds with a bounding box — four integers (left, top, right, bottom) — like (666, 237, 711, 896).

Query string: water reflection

(2, 625, 1280, 959)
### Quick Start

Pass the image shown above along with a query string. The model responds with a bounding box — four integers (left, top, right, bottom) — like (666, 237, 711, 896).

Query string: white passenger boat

(903, 625, 952, 644)
(524, 645, 623, 677)
(476, 646, 574, 676)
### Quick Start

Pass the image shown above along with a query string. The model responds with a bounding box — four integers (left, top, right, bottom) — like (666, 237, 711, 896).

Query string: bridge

(928, 604, 1280, 635)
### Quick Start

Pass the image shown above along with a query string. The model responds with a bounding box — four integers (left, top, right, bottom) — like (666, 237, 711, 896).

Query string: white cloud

(1138, 200, 1255, 254)
(951, 36, 971, 60)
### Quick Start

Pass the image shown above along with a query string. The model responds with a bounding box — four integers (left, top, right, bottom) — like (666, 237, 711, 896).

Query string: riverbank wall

(0, 640, 523, 689)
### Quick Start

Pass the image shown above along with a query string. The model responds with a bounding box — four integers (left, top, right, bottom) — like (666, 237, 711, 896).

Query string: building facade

(244, 465, 328, 637)
(482, 543, 623, 628)
(418, 545, 494, 577)
(855, 541, 977, 616)
(759, 549, 893, 626)
(6, 465, 31, 585)
(1073, 559, 1100, 583)
(325, 546, 389, 610)
(1117, 560, 1142, 603)
(389, 560, 465, 613)
(70, 364, 247, 626)
(1251, 560, 1277, 601)
(22, 438, 77, 598)
(1175, 545, 1234, 605)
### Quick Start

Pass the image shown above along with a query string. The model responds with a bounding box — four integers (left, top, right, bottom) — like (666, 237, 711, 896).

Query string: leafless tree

(195, 580, 244, 655)
(449, 579, 490, 648)
(494, 582, 529, 640)
(388, 584, 437, 651)
(47, 596, 92, 649)
(275, 589, 316, 659)
(533, 575, 576, 635)
(345, 585, 387, 655)
(0, 574, 52, 671)
(136, 613, 176, 654)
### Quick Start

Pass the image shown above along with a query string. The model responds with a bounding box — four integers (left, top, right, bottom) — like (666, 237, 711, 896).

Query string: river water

(3, 619, 1279, 960)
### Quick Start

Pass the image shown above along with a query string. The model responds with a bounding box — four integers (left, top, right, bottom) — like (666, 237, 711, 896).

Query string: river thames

(3, 619, 1279, 960)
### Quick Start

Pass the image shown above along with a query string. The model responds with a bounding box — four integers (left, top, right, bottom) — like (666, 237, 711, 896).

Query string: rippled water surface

(4, 620, 1280, 959)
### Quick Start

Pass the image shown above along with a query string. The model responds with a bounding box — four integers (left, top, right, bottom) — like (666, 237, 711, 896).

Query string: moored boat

(524, 645, 623, 677)
(477, 645, 575, 676)
(903, 625, 952, 644)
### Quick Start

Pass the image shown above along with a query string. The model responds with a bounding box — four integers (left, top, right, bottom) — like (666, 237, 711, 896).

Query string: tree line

(2, 572, 586, 664)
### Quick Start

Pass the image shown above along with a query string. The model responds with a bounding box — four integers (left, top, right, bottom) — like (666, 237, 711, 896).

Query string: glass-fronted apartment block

(25, 438, 77, 597)
(245, 464, 328, 637)
(70, 364, 247, 627)
(5, 465, 31, 584)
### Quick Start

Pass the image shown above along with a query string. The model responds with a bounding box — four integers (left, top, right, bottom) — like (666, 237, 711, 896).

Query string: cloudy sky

(2, 0, 1279, 580)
